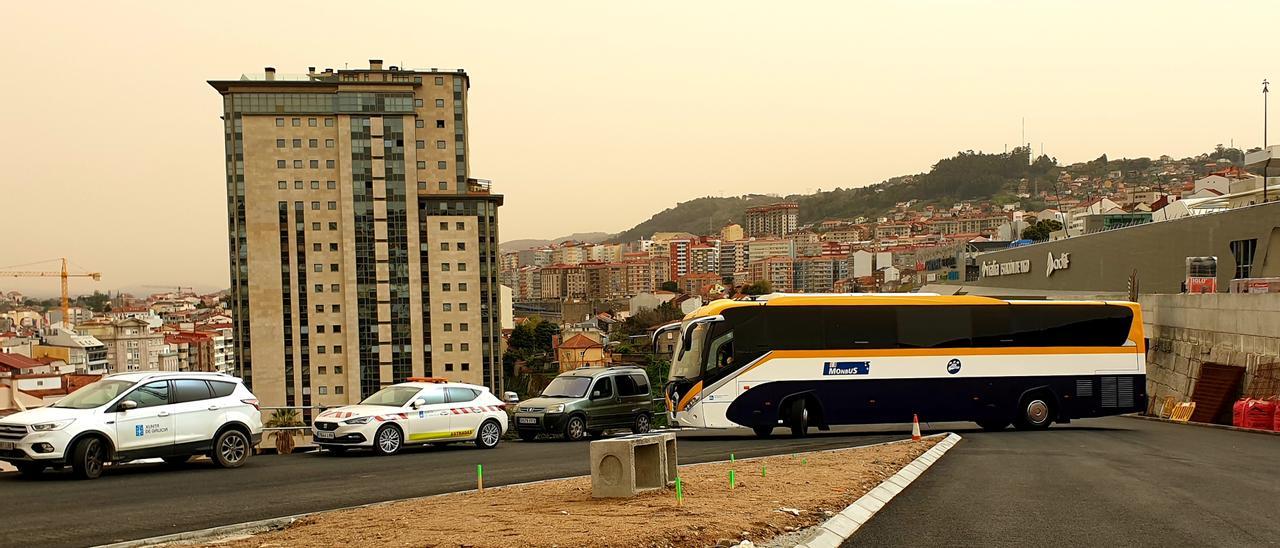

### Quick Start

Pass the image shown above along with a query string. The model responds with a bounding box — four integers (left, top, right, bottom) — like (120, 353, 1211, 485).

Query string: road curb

(96, 434, 930, 548)
(794, 432, 962, 548)
(1122, 413, 1280, 436)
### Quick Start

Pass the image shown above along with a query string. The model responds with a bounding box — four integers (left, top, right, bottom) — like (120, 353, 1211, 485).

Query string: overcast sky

(2, 1, 1274, 296)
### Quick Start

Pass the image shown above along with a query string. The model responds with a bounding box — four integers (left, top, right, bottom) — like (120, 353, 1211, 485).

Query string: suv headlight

(545, 403, 565, 414)
(343, 416, 373, 425)
(31, 419, 75, 432)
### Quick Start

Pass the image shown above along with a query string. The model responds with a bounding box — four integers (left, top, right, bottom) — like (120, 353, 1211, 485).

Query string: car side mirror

(410, 398, 426, 409)
(503, 391, 519, 404)
(118, 400, 138, 412)
(591, 390, 602, 399)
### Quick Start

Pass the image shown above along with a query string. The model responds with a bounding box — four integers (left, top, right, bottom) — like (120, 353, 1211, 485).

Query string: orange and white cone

(911, 414, 922, 441)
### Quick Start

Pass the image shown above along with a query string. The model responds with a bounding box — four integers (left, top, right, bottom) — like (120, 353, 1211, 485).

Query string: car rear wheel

(71, 437, 106, 480)
(564, 415, 587, 442)
(212, 430, 250, 468)
(631, 413, 652, 434)
(475, 420, 502, 449)
(15, 462, 45, 477)
(373, 425, 403, 455)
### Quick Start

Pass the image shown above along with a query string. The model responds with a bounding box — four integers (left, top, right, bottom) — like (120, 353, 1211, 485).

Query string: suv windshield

(52, 379, 135, 409)
(541, 376, 591, 398)
(360, 386, 421, 407)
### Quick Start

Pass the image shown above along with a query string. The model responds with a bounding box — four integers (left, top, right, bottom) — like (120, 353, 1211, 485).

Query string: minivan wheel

(632, 413, 652, 434)
(475, 420, 502, 449)
(564, 415, 587, 441)
(373, 425, 403, 455)
(71, 437, 106, 480)
(212, 429, 250, 468)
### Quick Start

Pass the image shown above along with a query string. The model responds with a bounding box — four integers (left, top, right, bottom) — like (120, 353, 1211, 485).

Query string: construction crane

(142, 285, 194, 295)
(1, 258, 102, 327)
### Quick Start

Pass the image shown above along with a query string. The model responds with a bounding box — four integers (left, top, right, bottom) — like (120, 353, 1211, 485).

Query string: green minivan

(513, 365, 654, 441)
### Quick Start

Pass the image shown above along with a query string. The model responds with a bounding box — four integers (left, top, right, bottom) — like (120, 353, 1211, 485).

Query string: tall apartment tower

(744, 202, 799, 238)
(209, 61, 503, 412)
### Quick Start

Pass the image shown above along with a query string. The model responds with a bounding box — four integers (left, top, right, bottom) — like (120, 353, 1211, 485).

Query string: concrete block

(867, 485, 896, 503)
(589, 432, 674, 498)
(822, 514, 859, 537)
(840, 501, 875, 524)
(855, 493, 886, 513)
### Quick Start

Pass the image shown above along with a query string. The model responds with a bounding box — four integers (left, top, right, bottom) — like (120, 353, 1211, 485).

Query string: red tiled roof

(0, 353, 43, 371)
(559, 333, 603, 349)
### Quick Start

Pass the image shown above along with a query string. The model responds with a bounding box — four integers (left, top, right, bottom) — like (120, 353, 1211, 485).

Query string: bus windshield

(670, 321, 709, 380)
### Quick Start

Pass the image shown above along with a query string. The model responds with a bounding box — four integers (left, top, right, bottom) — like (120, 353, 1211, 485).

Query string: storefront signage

(1046, 252, 1071, 277)
(980, 259, 1031, 277)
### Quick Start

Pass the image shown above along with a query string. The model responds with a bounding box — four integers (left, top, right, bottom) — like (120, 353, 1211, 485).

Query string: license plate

(0, 441, 13, 450)
(315, 431, 335, 439)
(517, 417, 537, 425)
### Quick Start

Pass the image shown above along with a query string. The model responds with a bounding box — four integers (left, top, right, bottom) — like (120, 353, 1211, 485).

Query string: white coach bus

(656, 294, 1146, 437)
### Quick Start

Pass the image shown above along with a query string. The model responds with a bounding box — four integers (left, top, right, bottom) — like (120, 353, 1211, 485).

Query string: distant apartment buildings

(744, 202, 799, 238)
(209, 60, 504, 412)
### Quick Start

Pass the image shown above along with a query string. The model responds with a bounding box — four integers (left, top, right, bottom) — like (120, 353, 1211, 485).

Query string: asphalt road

(849, 416, 1280, 547)
(1, 427, 903, 548)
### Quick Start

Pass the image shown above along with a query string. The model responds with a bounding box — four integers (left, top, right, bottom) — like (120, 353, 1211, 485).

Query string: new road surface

(5, 417, 1277, 547)
(850, 416, 1280, 546)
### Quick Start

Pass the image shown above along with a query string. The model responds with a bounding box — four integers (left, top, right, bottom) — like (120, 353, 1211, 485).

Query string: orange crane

(1, 258, 102, 326)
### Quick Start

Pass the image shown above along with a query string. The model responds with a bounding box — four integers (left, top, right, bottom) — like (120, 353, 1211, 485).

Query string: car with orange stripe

(312, 378, 507, 455)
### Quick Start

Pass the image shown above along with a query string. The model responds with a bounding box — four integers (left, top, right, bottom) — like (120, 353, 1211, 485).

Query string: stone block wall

(1140, 293, 1280, 414)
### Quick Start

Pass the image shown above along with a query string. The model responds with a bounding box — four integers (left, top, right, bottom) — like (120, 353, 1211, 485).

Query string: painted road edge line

(95, 435, 936, 548)
(795, 432, 963, 548)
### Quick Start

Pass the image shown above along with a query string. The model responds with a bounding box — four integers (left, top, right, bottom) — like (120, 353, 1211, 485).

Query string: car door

(588, 376, 620, 427)
(406, 387, 452, 443)
(445, 387, 483, 438)
(114, 380, 176, 455)
(169, 379, 220, 449)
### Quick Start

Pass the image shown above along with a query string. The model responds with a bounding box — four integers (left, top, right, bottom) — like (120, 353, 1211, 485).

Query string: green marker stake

(762, 465, 767, 477)
(729, 469, 736, 489)
(676, 476, 684, 505)
(477, 464, 484, 493)
(730, 453, 735, 463)
(802, 458, 807, 465)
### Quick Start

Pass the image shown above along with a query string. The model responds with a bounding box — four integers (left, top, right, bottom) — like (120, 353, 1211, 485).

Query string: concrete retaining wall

(1140, 293, 1280, 413)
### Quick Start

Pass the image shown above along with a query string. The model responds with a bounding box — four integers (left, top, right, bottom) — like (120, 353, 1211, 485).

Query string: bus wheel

(788, 399, 810, 438)
(752, 425, 774, 438)
(975, 419, 1009, 432)
(1014, 395, 1054, 430)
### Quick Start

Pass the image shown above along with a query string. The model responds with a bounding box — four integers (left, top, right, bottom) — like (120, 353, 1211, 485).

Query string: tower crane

(1, 258, 102, 327)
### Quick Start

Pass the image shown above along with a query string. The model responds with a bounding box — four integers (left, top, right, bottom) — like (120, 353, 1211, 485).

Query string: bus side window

(971, 305, 1017, 347)
(824, 306, 897, 349)
(897, 306, 970, 348)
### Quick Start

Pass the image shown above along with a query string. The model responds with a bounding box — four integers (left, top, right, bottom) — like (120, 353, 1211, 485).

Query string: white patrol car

(0, 371, 263, 479)
(313, 378, 508, 455)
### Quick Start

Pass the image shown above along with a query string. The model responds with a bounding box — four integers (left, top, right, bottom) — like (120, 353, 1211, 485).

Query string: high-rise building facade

(744, 202, 799, 238)
(209, 61, 503, 413)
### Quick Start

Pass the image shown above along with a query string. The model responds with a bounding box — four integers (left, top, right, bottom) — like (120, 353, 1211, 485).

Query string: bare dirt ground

(201, 437, 937, 548)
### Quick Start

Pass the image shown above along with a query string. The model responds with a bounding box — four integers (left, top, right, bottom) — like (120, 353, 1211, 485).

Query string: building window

(434, 76, 444, 85)
(442, 283, 451, 291)
(436, 140, 447, 149)
(276, 139, 286, 148)
(435, 99, 446, 108)
(275, 117, 285, 127)
(277, 181, 287, 189)
(313, 264, 323, 272)
(314, 283, 323, 292)
(1230, 239, 1258, 279)
(311, 180, 320, 189)
(438, 181, 448, 190)
(325, 139, 335, 148)
(460, 343, 469, 352)
(456, 242, 465, 251)
(312, 243, 322, 252)
(437, 161, 447, 169)
(444, 343, 453, 351)
(292, 118, 301, 127)
(312, 222, 321, 230)
(416, 140, 425, 149)
(414, 98, 424, 108)
(442, 303, 452, 311)
(317, 346, 326, 354)
(277, 160, 287, 168)
(333, 324, 341, 333)
(293, 139, 302, 148)
(308, 117, 317, 127)
(335, 385, 344, 395)
(329, 263, 339, 272)
(443, 323, 452, 332)
(331, 304, 340, 312)
(328, 201, 337, 210)
(440, 242, 449, 251)
(311, 201, 320, 210)
(417, 161, 427, 169)
(436, 120, 445, 129)
(318, 386, 328, 395)
(459, 323, 469, 332)
(334, 345, 342, 354)
(329, 243, 338, 251)
(457, 263, 467, 271)
(456, 222, 465, 230)
(441, 263, 450, 272)
(461, 363, 470, 371)
(328, 222, 338, 230)
(444, 363, 454, 371)
(459, 303, 468, 312)
(293, 160, 303, 168)
(439, 222, 448, 230)
(309, 138, 318, 148)
(458, 282, 468, 291)
(310, 160, 319, 168)
(416, 120, 425, 128)
(318, 365, 327, 374)
(325, 118, 334, 127)
(326, 160, 335, 168)
(327, 180, 336, 189)
(315, 304, 324, 313)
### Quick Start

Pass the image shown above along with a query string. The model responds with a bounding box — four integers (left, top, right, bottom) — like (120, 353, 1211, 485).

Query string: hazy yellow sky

(2, 1, 1275, 295)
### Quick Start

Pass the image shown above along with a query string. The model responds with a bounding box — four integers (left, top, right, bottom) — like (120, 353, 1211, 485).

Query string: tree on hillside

(1021, 219, 1063, 241)
(503, 317, 560, 375)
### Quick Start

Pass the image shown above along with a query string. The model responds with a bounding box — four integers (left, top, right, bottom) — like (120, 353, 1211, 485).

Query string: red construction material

(1242, 398, 1277, 431)
(1232, 398, 1250, 427)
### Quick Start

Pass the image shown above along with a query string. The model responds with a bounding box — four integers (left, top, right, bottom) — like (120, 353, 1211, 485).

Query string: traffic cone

(911, 414, 922, 441)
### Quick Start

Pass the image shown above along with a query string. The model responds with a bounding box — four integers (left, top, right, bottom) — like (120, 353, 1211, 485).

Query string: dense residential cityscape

(4, 3, 1280, 545)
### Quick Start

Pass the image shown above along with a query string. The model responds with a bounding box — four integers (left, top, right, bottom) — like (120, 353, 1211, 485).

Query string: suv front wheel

(71, 437, 106, 480)
(212, 429, 250, 468)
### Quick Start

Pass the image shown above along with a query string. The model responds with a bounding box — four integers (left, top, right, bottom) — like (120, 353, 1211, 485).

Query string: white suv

(0, 372, 263, 479)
